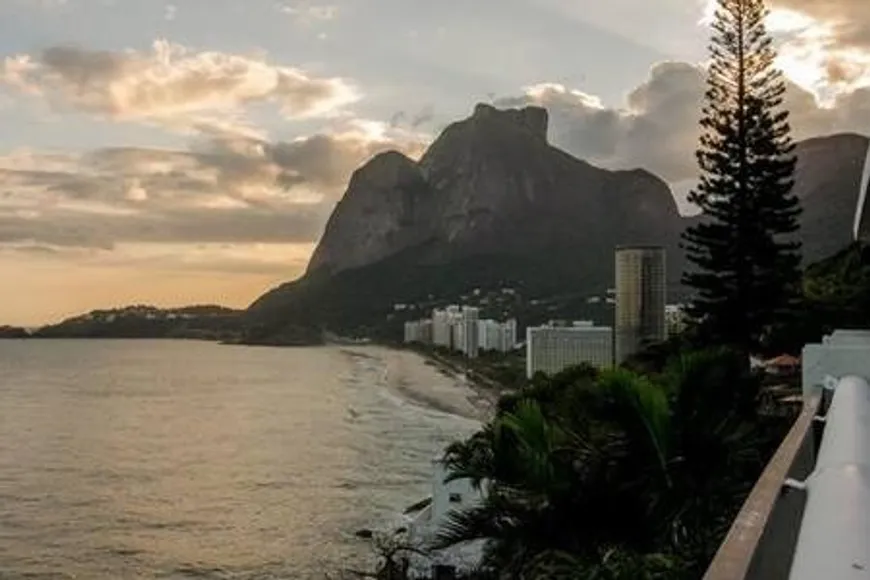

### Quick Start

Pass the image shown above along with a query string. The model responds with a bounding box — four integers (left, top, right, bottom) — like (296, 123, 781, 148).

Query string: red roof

(766, 354, 801, 368)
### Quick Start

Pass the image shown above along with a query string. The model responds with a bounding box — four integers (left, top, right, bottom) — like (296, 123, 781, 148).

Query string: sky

(1, 0, 869, 325)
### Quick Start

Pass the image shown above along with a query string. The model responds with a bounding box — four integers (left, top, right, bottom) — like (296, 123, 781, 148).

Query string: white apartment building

(404, 320, 433, 344)
(404, 321, 421, 344)
(429, 305, 480, 357)
(432, 308, 455, 348)
(411, 306, 517, 359)
(478, 318, 518, 353)
(461, 306, 479, 358)
(526, 321, 614, 378)
(452, 322, 464, 353)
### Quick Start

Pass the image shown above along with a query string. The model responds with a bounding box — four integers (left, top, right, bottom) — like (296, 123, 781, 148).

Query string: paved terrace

(703, 330, 870, 580)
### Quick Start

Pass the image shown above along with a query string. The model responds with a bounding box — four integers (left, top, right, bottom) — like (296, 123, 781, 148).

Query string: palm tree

(520, 548, 681, 580)
(660, 348, 769, 568)
(437, 400, 580, 575)
(436, 370, 675, 578)
(436, 349, 773, 579)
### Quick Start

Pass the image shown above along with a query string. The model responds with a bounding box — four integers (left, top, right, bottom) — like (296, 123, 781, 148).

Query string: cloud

(500, 61, 870, 202)
(278, 1, 338, 23)
(773, 0, 870, 52)
(0, 40, 359, 134)
(496, 62, 705, 184)
(0, 122, 427, 257)
(771, 4, 870, 98)
(700, 0, 869, 102)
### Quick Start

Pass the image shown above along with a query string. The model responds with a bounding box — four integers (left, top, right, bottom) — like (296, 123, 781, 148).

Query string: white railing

(705, 331, 870, 579)
(788, 374, 870, 579)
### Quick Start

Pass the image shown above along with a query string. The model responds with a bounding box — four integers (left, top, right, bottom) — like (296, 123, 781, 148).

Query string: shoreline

(0, 337, 501, 421)
(339, 344, 498, 423)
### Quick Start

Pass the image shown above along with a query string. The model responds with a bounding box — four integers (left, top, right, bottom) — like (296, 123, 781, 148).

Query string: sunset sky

(1, 0, 869, 325)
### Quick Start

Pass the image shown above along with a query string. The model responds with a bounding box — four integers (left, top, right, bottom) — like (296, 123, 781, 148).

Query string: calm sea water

(0, 340, 479, 579)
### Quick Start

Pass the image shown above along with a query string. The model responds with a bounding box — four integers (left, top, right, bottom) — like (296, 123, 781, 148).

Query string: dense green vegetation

(435, 350, 789, 579)
(233, 322, 325, 347)
(0, 325, 29, 338)
(764, 243, 870, 353)
(33, 305, 245, 341)
(683, 0, 802, 352)
(409, 345, 528, 392)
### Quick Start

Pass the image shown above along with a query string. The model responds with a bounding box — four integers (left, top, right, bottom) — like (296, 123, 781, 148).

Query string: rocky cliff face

(306, 151, 434, 274)
(306, 103, 683, 279)
(793, 134, 869, 263)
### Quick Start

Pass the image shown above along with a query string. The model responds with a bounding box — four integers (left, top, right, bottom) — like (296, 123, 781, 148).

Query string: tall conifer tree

(683, 0, 801, 352)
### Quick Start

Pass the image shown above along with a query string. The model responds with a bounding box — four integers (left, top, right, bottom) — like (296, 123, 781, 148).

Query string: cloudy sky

(1, 0, 868, 325)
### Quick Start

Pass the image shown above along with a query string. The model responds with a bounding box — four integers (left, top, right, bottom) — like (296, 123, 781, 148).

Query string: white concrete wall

(431, 460, 483, 522)
(407, 459, 485, 578)
(803, 332, 870, 397)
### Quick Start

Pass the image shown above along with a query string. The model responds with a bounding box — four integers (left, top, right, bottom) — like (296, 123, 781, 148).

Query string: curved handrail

(788, 376, 870, 579)
(703, 396, 821, 580)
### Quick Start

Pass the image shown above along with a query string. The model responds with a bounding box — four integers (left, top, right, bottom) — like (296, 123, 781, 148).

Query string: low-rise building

(526, 321, 613, 378)
(665, 304, 688, 336)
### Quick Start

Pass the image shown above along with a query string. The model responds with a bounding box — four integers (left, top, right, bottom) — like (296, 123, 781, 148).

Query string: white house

(406, 459, 486, 578)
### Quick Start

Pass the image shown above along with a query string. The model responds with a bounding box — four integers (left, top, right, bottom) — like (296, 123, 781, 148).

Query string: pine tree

(683, 0, 801, 353)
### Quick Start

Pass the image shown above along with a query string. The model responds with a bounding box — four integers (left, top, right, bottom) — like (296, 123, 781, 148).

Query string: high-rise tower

(615, 246, 667, 363)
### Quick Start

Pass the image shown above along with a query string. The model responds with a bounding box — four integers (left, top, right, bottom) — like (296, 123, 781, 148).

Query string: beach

(339, 345, 497, 422)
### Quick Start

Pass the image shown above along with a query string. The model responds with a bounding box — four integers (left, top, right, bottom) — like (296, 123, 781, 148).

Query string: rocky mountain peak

(350, 150, 417, 186)
(418, 103, 551, 182)
(471, 103, 549, 141)
(306, 102, 686, 277)
(305, 150, 430, 275)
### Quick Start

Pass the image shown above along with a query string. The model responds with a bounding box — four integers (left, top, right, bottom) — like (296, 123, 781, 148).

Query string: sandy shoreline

(338, 345, 496, 422)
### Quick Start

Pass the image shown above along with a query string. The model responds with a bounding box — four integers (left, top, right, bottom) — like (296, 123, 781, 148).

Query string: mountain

(793, 134, 869, 264)
(249, 104, 685, 336)
(0, 326, 29, 339)
(681, 133, 870, 262)
(307, 104, 683, 279)
(248, 104, 870, 340)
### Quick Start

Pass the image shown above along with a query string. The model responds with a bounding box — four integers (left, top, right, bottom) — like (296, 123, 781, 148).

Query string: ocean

(0, 340, 480, 579)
